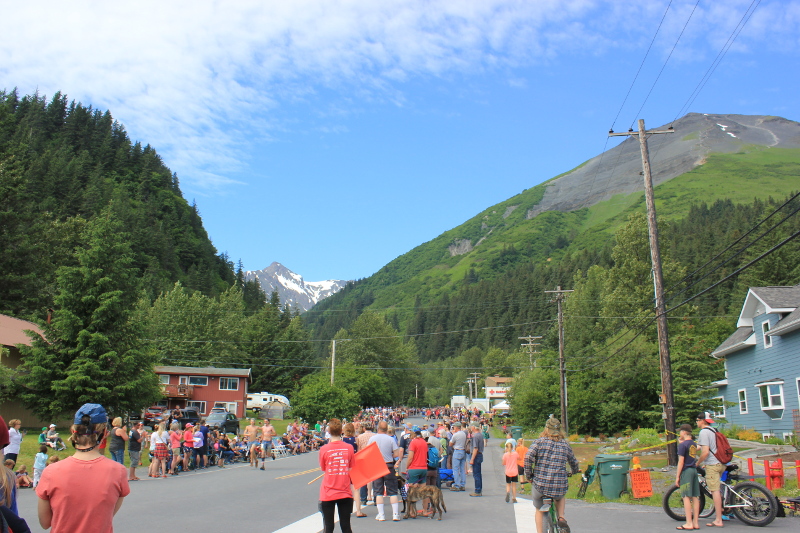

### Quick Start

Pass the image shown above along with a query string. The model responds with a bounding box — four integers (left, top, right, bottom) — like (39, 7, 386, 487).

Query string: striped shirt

(523, 438, 579, 498)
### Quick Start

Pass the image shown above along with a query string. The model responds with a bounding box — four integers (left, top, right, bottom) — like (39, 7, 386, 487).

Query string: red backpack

(708, 427, 733, 463)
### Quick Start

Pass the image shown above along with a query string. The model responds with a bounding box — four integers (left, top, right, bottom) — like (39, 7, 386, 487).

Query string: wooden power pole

(519, 335, 542, 370)
(610, 119, 677, 466)
(545, 286, 573, 435)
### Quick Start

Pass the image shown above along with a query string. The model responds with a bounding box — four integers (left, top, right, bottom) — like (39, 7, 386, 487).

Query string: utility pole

(330, 338, 350, 386)
(519, 335, 542, 370)
(545, 286, 573, 435)
(610, 119, 677, 466)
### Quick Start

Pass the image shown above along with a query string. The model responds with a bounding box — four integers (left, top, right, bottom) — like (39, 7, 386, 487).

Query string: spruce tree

(19, 209, 161, 419)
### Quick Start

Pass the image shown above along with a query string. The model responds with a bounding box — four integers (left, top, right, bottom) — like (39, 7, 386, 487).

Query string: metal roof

(0, 314, 45, 347)
(154, 365, 251, 378)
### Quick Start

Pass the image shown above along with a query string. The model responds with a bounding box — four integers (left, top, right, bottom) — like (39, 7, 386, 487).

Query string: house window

(187, 401, 206, 414)
(710, 396, 725, 419)
(219, 377, 239, 391)
(159, 375, 170, 385)
(761, 321, 772, 348)
(757, 382, 784, 409)
(188, 376, 208, 386)
(738, 389, 748, 414)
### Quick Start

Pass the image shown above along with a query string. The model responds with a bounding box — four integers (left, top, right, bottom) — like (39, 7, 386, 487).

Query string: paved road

(15, 417, 797, 532)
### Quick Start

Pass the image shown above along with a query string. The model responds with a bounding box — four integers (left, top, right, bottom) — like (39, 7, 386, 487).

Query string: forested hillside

(0, 90, 313, 417)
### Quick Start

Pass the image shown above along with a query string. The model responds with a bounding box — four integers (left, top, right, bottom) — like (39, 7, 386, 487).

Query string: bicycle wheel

(577, 478, 589, 498)
(542, 510, 555, 533)
(730, 481, 777, 527)
(662, 485, 708, 521)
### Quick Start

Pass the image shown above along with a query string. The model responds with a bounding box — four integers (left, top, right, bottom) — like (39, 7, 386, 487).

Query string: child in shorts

(502, 441, 519, 503)
(675, 423, 700, 530)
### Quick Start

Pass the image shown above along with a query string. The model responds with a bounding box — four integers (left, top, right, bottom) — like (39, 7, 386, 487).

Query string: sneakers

(512, 498, 518, 503)
(365, 500, 374, 506)
(469, 492, 482, 497)
(259, 465, 265, 470)
(375, 514, 386, 522)
(392, 513, 401, 522)
(557, 518, 570, 533)
(505, 493, 510, 503)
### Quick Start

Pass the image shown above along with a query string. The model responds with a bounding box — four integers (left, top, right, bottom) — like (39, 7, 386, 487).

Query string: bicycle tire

(542, 509, 554, 533)
(577, 478, 589, 498)
(662, 485, 709, 521)
(730, 481, 777, 527)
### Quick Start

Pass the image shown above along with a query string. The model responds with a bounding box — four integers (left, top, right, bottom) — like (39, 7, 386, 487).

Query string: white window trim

(219, 377, 239, 391)
(188, 376, 208, 386)
(761, 321, 772, 348)
(187, 401, 206, 414)
(711, 396, 726, 419)
(796, 377, 800, 414)
(757, 382, 785, 410)
(738, 389, 748, 414)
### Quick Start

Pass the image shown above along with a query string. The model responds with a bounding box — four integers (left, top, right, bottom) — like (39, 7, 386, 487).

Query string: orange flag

(350, 442, 389, 489)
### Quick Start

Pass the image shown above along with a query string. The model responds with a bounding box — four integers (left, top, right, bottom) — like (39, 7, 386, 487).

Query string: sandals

(356, 513, 367, 518)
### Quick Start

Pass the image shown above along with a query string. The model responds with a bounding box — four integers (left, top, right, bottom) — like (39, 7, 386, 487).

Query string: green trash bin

(510, 426, 524, 440)
(593, 454, 632, 500)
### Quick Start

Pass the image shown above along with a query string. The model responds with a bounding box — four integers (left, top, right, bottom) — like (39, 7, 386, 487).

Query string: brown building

(0, 314, 52, 427)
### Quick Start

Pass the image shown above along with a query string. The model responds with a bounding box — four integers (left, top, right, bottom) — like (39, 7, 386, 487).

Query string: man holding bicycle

(524, 417, 580, 533)
(696, 412, 725, 528)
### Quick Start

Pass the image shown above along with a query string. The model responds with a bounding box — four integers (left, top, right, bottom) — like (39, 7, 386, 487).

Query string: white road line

(272, 511, 334, 533)
(514, 497, 536, 533)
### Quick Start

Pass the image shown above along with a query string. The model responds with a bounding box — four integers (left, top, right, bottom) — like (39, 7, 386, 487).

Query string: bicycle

(538, 471, 580, 533)
(662, 464, 778, 527)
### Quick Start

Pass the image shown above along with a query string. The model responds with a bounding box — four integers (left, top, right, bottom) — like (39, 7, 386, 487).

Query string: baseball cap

(185, 423, 194, 428)
(453, 421, 462, 427)
(41, 427, 47, 431)
(49, 423, 56, 428)
(73, 403, 108, 425)
(421, 430, 430, 439)
(696, 412, 714, 424)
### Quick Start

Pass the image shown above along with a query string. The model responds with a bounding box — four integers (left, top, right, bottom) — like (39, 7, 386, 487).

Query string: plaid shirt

(523, 438, 579, 498)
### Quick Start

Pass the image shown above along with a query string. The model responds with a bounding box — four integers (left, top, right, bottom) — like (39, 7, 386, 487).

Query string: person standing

(516, 438, 529, 484)
(198, 419, 210, 469)
(260, 419, 277, 469)
(449, 422, 467, 492)
(367, 420, 403, 522)
(318, 419, 355, 533)
(108, 417, 128, 465)
(405, 429, 431, 516)
(675, 423, 700, 530)
(128, 422, 143, 481)
(524, 417, 579, 533)
(168, 422, 182, 475)
(468, 423, 485, 497)
(355, 423, 375, 508)
(36, 403, 130, 533)
(696, 412, 726, 528)
(502, 441, 519, 503)
(3, 420, 23, 463)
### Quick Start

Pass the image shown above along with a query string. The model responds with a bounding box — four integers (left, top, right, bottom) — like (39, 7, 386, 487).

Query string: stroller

(438, 469, 454, 487)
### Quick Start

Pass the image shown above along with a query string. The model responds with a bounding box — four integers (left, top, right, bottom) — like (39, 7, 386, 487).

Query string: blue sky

(3, 1, 800, 281)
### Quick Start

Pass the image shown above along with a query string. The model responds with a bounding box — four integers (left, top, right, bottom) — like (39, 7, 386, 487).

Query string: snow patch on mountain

(245, 262, 348, 312)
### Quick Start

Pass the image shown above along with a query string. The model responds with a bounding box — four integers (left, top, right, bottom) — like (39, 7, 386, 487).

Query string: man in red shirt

(404, 429, 431, 517)
(319, 419, 355, 533)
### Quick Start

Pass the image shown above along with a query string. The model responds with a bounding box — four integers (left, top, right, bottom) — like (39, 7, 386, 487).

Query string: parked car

(205, 411, 240, 435)
(175, 407, 201, 428)
(143, 406, 166, 426)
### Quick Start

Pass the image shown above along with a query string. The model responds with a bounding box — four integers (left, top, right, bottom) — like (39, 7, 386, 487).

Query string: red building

(154, 365, 251, 418)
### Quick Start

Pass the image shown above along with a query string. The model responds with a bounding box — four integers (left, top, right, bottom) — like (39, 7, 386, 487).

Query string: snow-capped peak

(244, 262, 348, 312)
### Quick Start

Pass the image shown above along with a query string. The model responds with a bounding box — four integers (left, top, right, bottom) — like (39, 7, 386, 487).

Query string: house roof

(769, 307, 800, 336)
(485, 376, 513, 387)
(154, 365, 252, 379)
(0, 314, 44, 347)
(738, 285, 800, 327)
(710, 327, 756, 358)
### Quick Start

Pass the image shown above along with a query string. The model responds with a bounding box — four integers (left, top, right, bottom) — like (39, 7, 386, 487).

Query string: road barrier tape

(275, 467, 320, 480)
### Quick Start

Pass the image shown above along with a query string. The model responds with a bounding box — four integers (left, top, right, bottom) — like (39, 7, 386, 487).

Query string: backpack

(705, 427, 733, 463)
(464, 432, 473, 454)
(427, 446, 440, 468)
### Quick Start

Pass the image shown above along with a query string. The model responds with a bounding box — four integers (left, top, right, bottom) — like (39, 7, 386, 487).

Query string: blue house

(710, 285, 800, 440)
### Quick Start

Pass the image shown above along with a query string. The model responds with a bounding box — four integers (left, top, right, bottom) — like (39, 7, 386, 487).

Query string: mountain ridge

(245, 262, 347, 312)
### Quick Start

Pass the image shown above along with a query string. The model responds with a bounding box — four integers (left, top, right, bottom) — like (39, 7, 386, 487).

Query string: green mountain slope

(306, 115, 800, 355)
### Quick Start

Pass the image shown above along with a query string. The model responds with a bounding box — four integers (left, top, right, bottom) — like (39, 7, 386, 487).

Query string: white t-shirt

(4, 428, 22, 454)
(697, 427, 720, 465)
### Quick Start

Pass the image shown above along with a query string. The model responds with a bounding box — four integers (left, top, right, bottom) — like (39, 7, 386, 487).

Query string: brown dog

(404, 484, 447, 520)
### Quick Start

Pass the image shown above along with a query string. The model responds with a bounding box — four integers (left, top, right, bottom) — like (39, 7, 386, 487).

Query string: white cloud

(1, 0, 796, 192)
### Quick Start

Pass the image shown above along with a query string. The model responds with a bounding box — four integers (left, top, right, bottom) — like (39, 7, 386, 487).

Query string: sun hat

(73, 403, 108, 425)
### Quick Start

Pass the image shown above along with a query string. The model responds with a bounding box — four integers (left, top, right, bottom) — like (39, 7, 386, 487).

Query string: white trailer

(246, 392, 290, 409)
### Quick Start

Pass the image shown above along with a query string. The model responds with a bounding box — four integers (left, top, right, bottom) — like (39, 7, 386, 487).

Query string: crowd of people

(0, 404, 593, 533)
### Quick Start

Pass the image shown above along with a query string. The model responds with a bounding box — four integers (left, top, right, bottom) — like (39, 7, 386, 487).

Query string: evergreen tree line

(0, 89, 235, 319)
